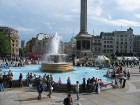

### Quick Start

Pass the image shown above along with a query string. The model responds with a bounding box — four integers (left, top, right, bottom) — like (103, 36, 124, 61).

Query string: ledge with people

(0, 70, 114, 95)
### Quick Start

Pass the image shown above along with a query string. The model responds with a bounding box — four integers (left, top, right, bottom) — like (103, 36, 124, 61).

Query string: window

(110, 49, 113, 52)
(95, 47, 97, 51)
(110, 45, 113, 48)
(110, 41, 113, 43)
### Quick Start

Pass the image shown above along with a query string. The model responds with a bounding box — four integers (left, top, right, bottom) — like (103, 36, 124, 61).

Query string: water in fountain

(44, 33, 67, 64)
(47, 33, 60, 54)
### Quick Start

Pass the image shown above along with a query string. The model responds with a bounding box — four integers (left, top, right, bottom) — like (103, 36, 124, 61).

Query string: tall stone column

(80, 0, 88, 34)
(75, 0, 93, 56)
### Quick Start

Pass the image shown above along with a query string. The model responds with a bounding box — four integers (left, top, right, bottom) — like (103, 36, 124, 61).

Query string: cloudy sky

(0, 0, 140, 42)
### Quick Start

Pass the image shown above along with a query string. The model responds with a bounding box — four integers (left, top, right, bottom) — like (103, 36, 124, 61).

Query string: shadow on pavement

(55, 100, 64, 103)
(14, 97, 46, 101)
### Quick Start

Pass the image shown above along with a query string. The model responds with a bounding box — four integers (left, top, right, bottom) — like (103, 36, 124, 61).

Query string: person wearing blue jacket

(37, 81, 44, 100)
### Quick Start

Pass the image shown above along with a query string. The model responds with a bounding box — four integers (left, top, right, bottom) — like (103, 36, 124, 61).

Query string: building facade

(21, 40, 25, 48)
(73, 27, 139, 57)
(0, 26, 19, 56)
(92, 35, 101, 55)
(64, 37, 76, 55)
(100, 28, 134, 56)
(26, 33, 48, 59)
(26, 33, 64, 59)
(133, 35, 140, 56)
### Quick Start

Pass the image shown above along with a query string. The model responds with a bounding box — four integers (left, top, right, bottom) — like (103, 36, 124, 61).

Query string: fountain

(41, 33, 73, 72)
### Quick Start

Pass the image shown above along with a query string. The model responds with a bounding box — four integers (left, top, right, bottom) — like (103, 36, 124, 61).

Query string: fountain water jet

(41, 33, 73, 72)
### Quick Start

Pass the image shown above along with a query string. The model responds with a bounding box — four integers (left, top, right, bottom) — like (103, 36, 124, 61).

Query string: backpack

(63, 98, 69, 105)
(37, 84, 43, 93)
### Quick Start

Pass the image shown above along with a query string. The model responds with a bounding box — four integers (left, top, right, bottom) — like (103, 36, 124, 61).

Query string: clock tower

(75, 0, 93, 57)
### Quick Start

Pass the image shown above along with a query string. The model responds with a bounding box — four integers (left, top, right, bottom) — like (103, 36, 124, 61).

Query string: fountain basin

(41, 63, 73, 72)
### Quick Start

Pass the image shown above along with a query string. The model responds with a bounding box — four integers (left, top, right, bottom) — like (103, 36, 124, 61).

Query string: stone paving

(1, 66, 140, 105)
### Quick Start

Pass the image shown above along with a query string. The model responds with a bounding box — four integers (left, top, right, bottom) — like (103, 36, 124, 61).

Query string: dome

(70, 36, 76, 43)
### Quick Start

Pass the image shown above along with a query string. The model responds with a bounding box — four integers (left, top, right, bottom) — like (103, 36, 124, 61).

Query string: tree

(19, 48, 26, 57)
(0, 32, 11, 56)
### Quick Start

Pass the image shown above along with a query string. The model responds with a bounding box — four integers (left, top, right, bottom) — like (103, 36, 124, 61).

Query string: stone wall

(4, 79, 85, 93)
(4, 79, 112, 93)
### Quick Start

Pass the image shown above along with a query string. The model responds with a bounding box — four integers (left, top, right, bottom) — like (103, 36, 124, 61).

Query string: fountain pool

(0, 65, 112, 84)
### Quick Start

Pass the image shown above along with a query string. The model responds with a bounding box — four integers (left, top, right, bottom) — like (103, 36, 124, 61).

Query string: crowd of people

(66, 76, 106, 95)
(104, 59, 139, 89)
(0, 70, 14, 89)
(1, 57, 39, 69)
(0, 70, 23, 90)
(0, 57, 140, 105)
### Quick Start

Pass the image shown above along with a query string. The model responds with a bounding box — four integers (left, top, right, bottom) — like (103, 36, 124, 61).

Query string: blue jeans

(0, 83, 4, 92)
(76, 90, 79, 100)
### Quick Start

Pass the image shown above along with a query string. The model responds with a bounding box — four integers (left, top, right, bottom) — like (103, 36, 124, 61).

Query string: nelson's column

(75, 0, 93, 57)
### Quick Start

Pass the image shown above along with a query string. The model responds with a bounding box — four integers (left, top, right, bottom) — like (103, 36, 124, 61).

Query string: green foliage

(19, 48, 26, 56)
(0, 32, 11, 56)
